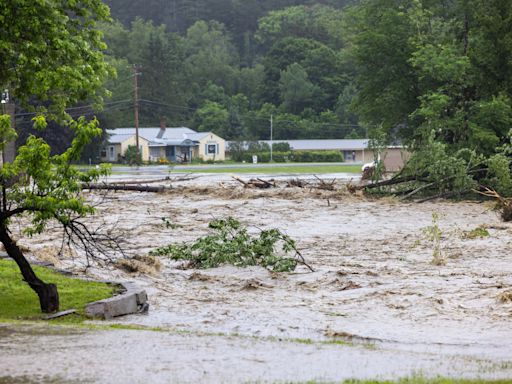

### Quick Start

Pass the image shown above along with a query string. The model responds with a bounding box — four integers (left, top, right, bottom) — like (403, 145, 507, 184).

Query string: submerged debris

(115, 255, 162, 275)
(498, 290, 512, 303)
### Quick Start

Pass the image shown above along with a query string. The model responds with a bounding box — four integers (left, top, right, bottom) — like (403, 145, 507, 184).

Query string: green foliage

(0, 259, 114, 321)
(196, 101, 229, 137)
(151, 217, 310, 272)
(0, 0, 113, 119)
(0, 116, 110, 236)
(401, 132, 478, 196)
(368, 128, 388, 183)
(0, 115, 17, 150)
(290, 150, 344, 163)
(462, 226, 490, 239)
(485, 154, 512, 197)
(236, 150, 343, 163)
(124, 145, 142, 165)
(279, 63, 321, 114)
(256, 5, 346, 49)
(345, 0, 512, 157)
(423, 212, 445, 266)
(272, 142, 291, 152)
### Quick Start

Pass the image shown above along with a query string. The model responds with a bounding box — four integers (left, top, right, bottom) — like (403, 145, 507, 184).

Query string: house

(228, 139, 409, 171)
(102, 123, 226, 163)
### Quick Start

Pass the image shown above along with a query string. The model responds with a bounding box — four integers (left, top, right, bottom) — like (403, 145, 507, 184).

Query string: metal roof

(254, 139, 370, 150)
(185, 132, 210, 141)
(106, 127, 198, 141)
(107, 134, 135, 144)
(149, 139, 196, 147)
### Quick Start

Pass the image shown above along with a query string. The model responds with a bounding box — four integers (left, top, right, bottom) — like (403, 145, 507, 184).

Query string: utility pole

(132, 66, 141, 162)
(1, 89, 15, 164)
(270, 114, 273, 162)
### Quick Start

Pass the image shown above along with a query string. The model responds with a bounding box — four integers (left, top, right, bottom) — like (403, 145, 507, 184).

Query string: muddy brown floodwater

(1, 173, 512, 383)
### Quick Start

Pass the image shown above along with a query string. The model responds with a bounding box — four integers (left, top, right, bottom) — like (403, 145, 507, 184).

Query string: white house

(102, 124, 226, 163)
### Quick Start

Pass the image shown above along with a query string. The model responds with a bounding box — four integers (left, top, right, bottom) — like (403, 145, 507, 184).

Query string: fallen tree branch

(232, 176, 275, 189)
(313, 175, 336, 191)
(475, 186, 512, 221)
(350, 174, 419, 191)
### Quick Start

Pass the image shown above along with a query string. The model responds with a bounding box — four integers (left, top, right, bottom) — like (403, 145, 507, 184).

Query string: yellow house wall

(119, 136, 150, 162)
(102, 136, 150, 162)
(197, 133, 226, 161)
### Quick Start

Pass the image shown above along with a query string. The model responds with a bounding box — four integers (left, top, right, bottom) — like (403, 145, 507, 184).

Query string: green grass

(0, 259, 115, 322)
(337, 380, 512, 384)
(290, 380, 512, 384)
(184, 164, 361, 174)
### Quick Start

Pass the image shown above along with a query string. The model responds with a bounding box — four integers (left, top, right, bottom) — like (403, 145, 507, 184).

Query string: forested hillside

(98, 0, 361, 141)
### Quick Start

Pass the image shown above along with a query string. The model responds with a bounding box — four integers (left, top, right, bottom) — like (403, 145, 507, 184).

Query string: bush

(240, 151, 290, 163)
(235, 148, 343, 164)
(272, 142, 291, 152)
(124, 145, 142, 165)
(290, 150, 344, 163)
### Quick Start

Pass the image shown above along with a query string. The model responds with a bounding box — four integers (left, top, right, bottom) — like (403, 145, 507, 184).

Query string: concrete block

(85, 282, 148, 319)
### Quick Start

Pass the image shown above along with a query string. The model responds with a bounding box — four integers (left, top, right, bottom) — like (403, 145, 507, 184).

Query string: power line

(136, 97, 368, 129)
(14, 99, 132, 118)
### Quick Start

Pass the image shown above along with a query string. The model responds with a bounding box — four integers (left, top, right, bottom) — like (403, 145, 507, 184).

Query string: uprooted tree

(0, 0, 114, 312)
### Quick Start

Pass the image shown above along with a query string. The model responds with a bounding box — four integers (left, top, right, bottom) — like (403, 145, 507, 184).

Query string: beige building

(102, 126, 226, 163)
(192, 132, 226, 162)
(252, 139, 410, 172)
(101, 134, 150, 162)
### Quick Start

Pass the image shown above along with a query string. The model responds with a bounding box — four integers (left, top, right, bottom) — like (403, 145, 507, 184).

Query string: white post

(270, 114, 273, 162)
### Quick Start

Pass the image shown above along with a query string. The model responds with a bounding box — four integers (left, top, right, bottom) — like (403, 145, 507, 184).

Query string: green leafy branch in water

(422, 212, 445, 266)
(150, 217, 314, 272)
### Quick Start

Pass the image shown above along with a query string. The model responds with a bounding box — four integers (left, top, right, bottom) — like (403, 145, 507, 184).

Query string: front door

(108, 146, 116, 162)
(165, 146, 175, 161)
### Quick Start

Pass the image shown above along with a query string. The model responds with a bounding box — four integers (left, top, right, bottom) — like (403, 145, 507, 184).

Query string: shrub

(290, 150, 344, 163)
(124, 145, 142, 165)
(272, 142, 291, 152)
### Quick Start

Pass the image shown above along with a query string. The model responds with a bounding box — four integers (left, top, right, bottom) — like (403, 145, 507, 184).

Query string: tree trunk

(0, 226, 59, 313)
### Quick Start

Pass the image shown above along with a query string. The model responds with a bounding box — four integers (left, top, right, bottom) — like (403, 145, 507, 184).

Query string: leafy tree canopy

(0, 0, 113, 118)
(0, 0, 113, 313)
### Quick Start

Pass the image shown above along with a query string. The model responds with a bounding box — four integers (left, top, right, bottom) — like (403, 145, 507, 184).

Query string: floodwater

(2, 173, 512, 383)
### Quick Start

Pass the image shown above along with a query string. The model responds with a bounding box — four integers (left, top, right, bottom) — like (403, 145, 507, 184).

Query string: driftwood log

(83, 183, 165, 193)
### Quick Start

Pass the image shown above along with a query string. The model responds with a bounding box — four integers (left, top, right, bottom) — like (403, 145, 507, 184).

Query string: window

(206, 144, 217, 155)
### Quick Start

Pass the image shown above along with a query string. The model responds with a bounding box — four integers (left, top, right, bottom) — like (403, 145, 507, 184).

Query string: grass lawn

(0, 259, 115, 322)
(184, 164, 362, 174)
(339, 380, 512, 384)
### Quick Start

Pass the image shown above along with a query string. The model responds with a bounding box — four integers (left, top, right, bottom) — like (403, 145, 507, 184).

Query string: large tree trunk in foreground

(0, 226, 59, 313)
